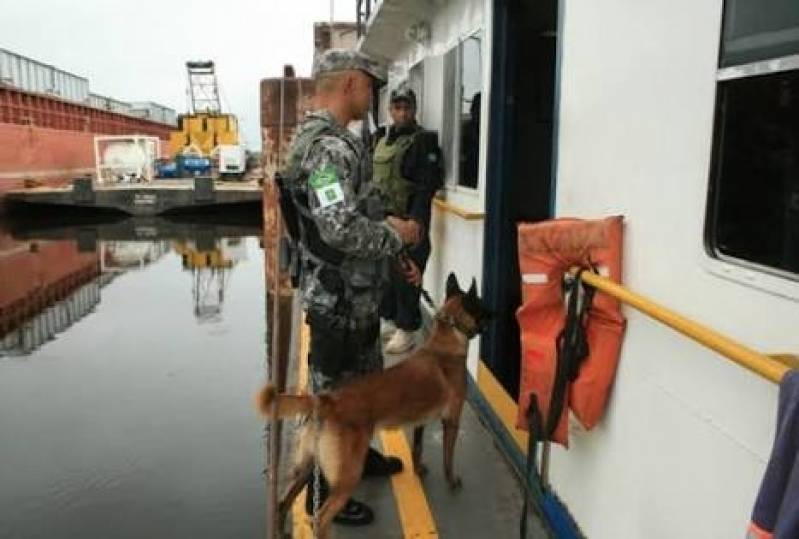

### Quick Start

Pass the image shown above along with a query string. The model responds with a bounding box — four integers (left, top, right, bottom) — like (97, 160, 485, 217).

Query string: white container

(216, 144, 246, 176)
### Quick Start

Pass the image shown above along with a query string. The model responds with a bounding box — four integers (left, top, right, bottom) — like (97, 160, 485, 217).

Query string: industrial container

(88, 93, 132, 114)
(155, 158, 178, 178)
(129, 101, 177, 126)
(175, 154, 211, 177)
(0, 47, 89, 103)
(215, 144, 246, 177)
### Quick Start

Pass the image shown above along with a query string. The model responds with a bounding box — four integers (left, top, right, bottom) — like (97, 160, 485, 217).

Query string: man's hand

(399, 256, 422, 287)
(386, 216, 423, 246)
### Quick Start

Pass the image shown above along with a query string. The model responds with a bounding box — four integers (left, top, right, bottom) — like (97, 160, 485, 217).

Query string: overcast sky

(2, 0, 357, 149)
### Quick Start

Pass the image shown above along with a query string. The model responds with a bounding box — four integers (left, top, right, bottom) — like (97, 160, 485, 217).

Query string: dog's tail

(256, 384, 316, 419)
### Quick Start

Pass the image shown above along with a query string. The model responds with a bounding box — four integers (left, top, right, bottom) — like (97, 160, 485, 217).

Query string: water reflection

(0, 215, 267, 539)
(101, 241, 171, 272)
(1, 276, 105, 357)
(174, 238, 247, 324)
(0, 217, 262, 355)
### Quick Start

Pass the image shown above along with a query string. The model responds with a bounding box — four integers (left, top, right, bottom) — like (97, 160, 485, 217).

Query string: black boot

(305, 468, 375, 526)
(363, 447, 404, 477)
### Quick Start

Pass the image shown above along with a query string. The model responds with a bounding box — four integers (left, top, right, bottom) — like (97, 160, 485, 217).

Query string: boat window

(408, 60, 424, 123)
(441, 32, 483, 190)
(720, 0, 799, 67)
(458, 33, 482, 189)
(707, 2, 799, 279)
(441, 47, 458, 185)
(377, 85, 388, 126)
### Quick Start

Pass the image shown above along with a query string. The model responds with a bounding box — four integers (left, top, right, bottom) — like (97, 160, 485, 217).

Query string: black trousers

(305, 314, 382, 513)
(307, 311, 382, 393)
(379, 239, 430, 331)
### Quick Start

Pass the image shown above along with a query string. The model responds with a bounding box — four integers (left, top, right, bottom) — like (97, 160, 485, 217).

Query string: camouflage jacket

(284, 110, 404, 327)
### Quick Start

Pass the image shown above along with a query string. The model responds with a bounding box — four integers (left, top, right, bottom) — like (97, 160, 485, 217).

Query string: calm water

(0, 217, 268, 538)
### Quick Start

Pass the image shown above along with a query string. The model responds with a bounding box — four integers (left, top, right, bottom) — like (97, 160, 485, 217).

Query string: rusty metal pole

(265, 77, 287, 539)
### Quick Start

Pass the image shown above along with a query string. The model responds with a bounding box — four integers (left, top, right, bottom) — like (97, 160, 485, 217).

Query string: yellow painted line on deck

(379, 429, 439, 538)
(477, 361, 528, 453)
(291, 320, 438, 538)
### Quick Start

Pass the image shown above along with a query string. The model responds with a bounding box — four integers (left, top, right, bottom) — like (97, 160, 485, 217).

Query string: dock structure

(4, 177, 263, 216)
(6, 216, 263, 253)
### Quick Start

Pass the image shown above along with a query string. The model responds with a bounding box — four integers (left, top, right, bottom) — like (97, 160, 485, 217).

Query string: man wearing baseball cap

(374, 84, 444, 354)
(278, 49, 423, 527)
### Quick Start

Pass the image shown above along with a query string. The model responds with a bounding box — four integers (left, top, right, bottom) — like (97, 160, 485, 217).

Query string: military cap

(390, 85, 417, 107)
(312, 49, 387, 85)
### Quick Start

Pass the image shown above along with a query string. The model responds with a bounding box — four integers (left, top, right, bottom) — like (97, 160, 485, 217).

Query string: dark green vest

(372, 130, 418, 216)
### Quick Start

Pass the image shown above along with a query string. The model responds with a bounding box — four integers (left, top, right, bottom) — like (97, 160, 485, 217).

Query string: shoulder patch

(309, 165, 345, 208)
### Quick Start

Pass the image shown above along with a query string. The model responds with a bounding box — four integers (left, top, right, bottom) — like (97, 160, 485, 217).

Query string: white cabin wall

(371, 0, 491, 374)
(553, 0, 796, 537)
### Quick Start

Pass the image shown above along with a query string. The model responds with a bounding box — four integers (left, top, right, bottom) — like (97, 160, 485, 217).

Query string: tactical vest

(372, 129, 418, 216)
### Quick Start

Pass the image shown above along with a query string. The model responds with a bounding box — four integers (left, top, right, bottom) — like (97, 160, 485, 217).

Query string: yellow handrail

(574, 269, 791, 384)
(432, 198, 485, 220)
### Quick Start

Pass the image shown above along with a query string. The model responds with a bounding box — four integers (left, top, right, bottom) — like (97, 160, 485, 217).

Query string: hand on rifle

(386, 216, 423, 246)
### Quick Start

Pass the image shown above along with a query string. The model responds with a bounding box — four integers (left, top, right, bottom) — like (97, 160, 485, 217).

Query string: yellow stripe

(290, 319, 438, 538)
(291, 320, 314, 538)
(432, 198, 485, 221)
(477, 361, 528, 453)
(379, 429, 439, 538)
(576, 269, 790, 384)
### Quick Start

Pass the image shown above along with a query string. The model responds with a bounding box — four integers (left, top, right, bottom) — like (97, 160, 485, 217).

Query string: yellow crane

(168, 61, 240, 159)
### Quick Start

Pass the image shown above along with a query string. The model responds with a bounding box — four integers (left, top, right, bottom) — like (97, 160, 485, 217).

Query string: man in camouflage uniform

(281, 49, 422, 526)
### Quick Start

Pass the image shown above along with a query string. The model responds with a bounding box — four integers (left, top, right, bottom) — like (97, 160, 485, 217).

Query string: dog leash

(396, 251, 437, 310)
(419, 286, 436, 310)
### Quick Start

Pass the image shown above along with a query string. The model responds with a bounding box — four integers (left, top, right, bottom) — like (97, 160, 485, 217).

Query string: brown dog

(257, 273, 490, 538)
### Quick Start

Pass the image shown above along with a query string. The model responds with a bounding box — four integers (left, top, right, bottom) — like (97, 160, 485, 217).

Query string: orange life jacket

(515, 216, 626, 446)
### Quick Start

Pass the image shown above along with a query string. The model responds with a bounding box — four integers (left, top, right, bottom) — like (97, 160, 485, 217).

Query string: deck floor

(271, 310, 548, 538)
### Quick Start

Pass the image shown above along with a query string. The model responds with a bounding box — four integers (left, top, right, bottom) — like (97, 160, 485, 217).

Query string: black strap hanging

(520, 267, 596, 538)
(520, 396, 549, 539)
(544, 268, 595, 438)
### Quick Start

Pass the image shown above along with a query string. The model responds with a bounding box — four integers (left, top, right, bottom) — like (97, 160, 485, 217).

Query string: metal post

(266, 76, 288, 539)
(356, 0, 363, 36)
(540, 441, 551, 488)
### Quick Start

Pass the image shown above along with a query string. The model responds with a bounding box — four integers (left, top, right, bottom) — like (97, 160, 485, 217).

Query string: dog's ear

(446, 273, 461, 298)
(467, 278, 478, 299)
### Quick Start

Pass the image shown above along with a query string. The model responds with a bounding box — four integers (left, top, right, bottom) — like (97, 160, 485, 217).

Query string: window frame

(704, 2, 799, 297)
(442, 29, 484, 192)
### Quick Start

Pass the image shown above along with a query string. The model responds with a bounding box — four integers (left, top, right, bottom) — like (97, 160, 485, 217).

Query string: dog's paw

(447, 476, 463, 491)
(414, 463, 428, 477)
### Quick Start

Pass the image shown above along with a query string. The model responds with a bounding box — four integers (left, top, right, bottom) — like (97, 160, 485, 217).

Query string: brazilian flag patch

(309, 165, 345, 208)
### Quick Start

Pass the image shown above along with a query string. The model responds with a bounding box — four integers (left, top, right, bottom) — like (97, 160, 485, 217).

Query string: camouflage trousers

(307, 311, 383, 393)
